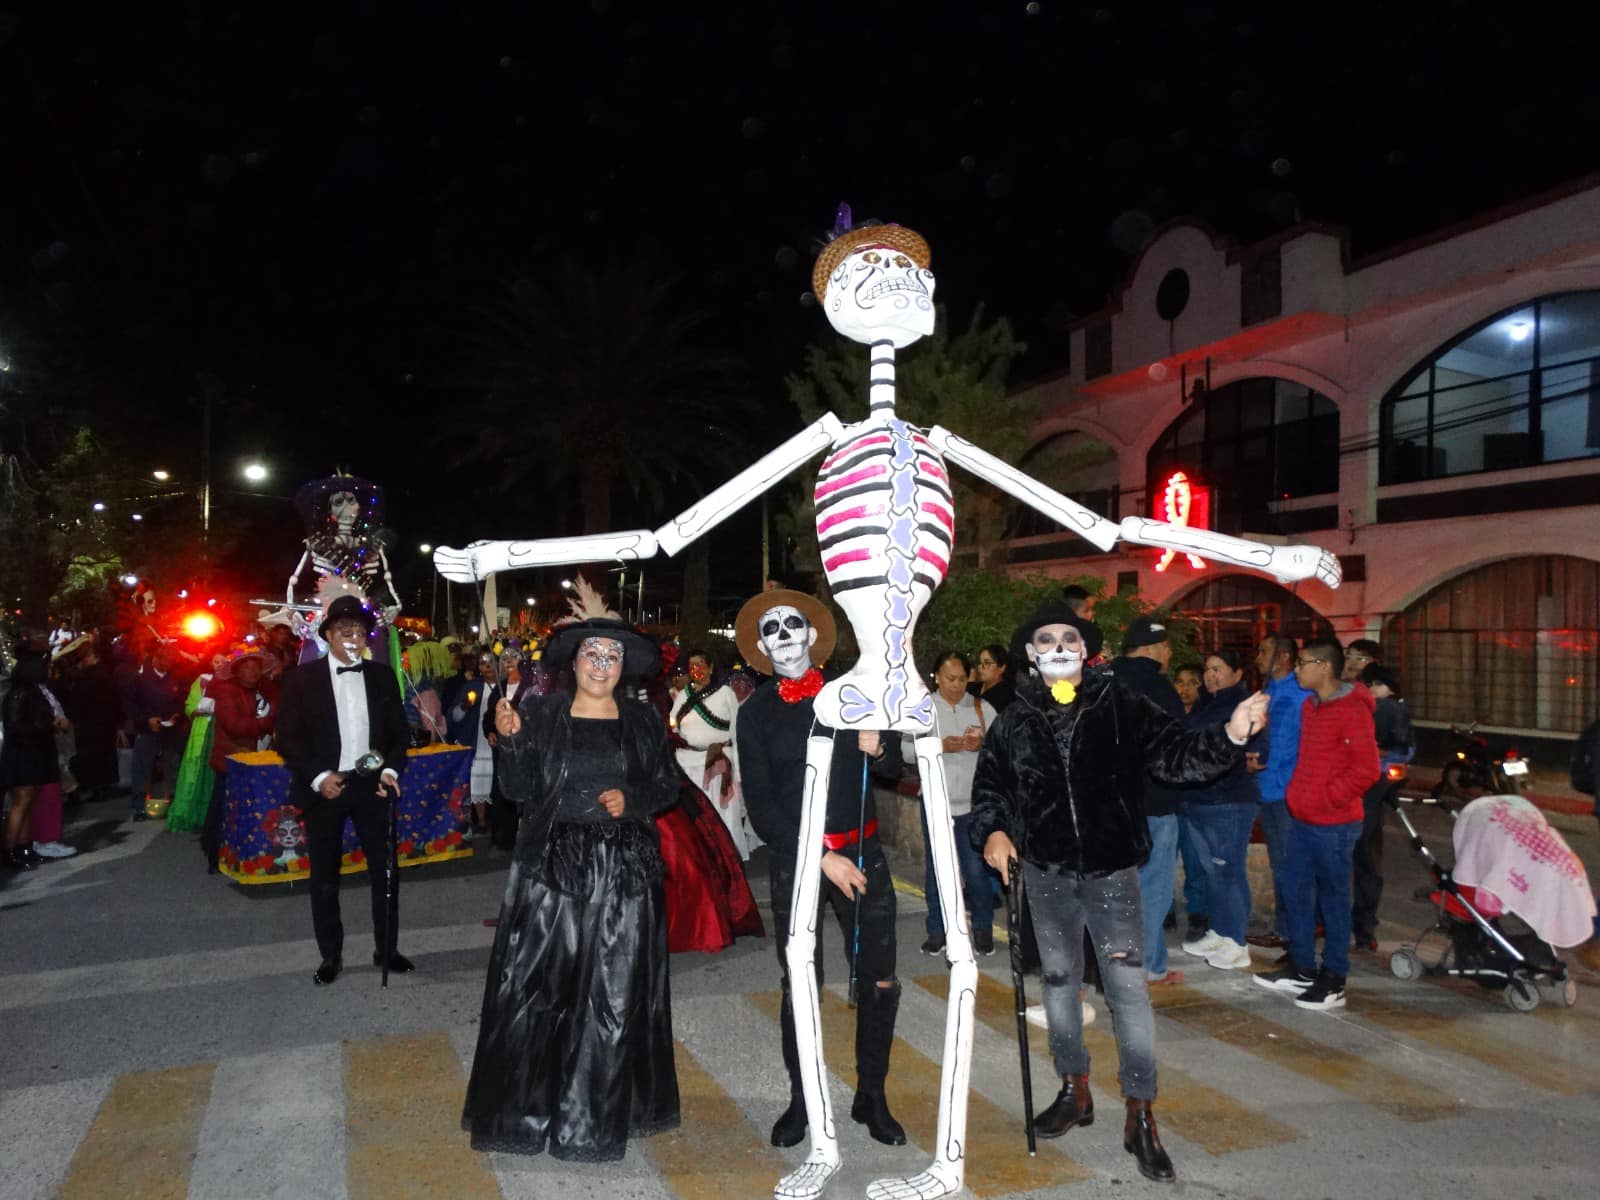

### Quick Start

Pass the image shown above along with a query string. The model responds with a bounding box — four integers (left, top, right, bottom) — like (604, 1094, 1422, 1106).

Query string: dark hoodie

(1285, 682, 1379, 825)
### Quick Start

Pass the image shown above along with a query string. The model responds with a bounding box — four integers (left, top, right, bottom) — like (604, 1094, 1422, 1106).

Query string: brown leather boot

(1123, 1098, 1175, 1182)
(1032, 1073, 1092, 1138)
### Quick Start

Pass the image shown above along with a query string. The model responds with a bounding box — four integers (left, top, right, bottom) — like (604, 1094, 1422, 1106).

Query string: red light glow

(181, 612, 222, 640)
(1153, 470, 1210, 573)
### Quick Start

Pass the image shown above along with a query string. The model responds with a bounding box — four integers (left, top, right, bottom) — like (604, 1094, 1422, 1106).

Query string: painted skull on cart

(824, 246, 937, 348)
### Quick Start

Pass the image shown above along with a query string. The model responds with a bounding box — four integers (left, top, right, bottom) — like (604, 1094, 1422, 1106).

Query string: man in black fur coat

(971, 602, 1264, 1184)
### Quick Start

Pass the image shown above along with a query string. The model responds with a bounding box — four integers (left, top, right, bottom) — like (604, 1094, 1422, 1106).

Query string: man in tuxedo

(277, 596, 413, 986)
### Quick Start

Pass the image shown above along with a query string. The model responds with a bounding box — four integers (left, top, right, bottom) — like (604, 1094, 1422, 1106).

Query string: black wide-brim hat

(1011, 601, 1104, 666)
(293, 474, 386, 526)
(734, 589, 837, 676)
(542, 618, 661, 680)
(319, 595, 378, 639)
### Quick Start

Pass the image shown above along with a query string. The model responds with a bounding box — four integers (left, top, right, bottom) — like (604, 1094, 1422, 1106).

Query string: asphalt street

(3, 792, 1598, 1200)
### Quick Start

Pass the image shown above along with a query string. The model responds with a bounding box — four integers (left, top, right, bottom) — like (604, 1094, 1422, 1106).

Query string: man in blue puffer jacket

(1248, 633, 1314, 950)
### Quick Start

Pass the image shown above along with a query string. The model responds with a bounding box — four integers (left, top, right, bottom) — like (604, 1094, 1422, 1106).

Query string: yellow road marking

(345, 1032, 499, 1200)
(1153, 984, 1465, 1121)
(1354, 999, 1593, 1094)
(646, 1040, 787, 1199)
(56, 1062, 215, 1200)
(748, 988, 1088, 1196)
(916, 972, 1299, 1155)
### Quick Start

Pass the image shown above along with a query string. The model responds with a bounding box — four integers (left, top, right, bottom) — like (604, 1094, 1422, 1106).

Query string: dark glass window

(1380, 291, 1600, 483)
(1145, 377, 1338, 536)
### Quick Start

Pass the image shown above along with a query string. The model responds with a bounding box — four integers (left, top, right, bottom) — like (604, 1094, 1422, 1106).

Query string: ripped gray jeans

(1024, 862, 1157, 1100)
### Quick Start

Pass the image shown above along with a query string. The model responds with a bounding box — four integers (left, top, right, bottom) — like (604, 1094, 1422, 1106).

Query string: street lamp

(92, 501, 107, 512)
(560, 578, 573, 590)
(131, 513, 143, 522)
(242, 462, 268, 483)
(152, 469, 171, 482)
(419, 543, 432, 554)
(524, 596, 537, 606)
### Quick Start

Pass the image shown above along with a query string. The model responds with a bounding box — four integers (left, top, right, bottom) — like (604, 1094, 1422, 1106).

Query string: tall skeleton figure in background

(435, 210, 1342, 1200)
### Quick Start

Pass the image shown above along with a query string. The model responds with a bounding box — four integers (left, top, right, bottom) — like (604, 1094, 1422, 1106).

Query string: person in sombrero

(732, 588, 908, 1152)
(462, 580, 681, 1161)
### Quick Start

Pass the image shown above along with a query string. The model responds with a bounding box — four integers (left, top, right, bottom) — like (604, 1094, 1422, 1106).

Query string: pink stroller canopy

(1450, 795, 1597, 948)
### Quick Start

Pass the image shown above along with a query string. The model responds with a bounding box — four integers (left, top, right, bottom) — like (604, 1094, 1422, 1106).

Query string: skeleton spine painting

(433, 207, 1342, 1200)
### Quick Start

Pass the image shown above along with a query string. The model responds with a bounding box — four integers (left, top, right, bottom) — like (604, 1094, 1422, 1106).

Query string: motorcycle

(1436, 722, 1534, 800)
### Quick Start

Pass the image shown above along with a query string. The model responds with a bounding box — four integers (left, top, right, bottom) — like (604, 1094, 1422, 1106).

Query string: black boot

(1123, 1098, 1175, 1182)
(1033, 1073, 1093, 1138)
(770, 979, 808, 1148)
(851, 982, 906, 1146)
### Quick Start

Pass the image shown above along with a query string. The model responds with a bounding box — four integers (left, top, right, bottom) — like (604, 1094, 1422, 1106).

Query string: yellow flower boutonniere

(1050, 679, 1077, 705)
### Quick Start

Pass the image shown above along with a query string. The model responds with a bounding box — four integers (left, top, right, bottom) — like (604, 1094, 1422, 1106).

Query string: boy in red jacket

(1253, 639, 1379, 1010)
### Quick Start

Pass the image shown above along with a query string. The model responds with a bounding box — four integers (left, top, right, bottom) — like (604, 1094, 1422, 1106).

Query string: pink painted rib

(816, 503, 885, 535)
(921, 501, 954, 531)
(814, 463, 887, 500)
(823, 547, 875, 572)
(920, 461, 949, 483)
(822, 435, 892, 470)
(917, 547, 950, 574)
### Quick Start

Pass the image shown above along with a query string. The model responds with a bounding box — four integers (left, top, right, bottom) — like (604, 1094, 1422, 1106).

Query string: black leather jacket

(970, 671, 1239, 876)
(496, 691, 679, 879)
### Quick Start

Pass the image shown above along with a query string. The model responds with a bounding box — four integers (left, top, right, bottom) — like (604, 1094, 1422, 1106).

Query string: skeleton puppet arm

(927, 426, 1342, 588)
(432, 414, 845, 582)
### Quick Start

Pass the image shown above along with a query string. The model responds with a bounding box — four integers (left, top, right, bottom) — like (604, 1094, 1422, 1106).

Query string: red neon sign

(1153, 470, 1209, 572)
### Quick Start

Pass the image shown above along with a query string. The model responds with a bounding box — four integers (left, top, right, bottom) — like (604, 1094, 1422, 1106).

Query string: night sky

(4, 1, 1598, 614)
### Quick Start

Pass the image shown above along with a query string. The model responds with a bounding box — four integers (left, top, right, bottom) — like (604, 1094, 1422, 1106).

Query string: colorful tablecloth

(216, 745, 473, 884)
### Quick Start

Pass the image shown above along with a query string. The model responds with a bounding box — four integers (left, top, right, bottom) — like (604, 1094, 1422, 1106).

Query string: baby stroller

(1387, 792, 1596, 1012)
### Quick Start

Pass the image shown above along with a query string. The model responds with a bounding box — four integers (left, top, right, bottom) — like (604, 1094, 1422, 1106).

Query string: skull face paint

(758, 604, 817, 680)
(1026, 623, 1085, 683)
(823, 245, 937, 349)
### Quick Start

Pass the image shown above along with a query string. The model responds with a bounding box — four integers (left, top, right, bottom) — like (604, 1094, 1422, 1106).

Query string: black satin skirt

(462, 821, 680, 1161)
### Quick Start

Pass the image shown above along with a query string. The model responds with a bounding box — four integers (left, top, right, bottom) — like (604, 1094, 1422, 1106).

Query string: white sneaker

(1205, 937, 1252, 969)
(32, 841, 78, 859)
(1182, 929, 1224, 956)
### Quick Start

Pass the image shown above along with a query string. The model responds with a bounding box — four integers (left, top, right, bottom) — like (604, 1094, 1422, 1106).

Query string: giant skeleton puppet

(434, 210, 1343, 1200)
(259, 474, 402, 664)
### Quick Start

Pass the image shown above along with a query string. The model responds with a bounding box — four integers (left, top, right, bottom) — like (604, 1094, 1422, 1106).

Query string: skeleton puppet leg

(775, 733, 842, 1200)
(866, 735, 972, 1200)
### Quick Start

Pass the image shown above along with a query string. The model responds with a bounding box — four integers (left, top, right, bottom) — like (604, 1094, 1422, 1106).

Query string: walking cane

(382, 780, 397, 988)
(848, 754, 868, 1009)
(1003, 857, 1037, 1155)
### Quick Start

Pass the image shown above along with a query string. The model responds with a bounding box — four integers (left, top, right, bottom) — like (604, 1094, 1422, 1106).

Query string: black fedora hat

(318, 595, 377, 639)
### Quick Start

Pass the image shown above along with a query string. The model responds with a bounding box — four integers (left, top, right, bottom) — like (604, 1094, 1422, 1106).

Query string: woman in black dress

(462, 598, 681, 1161)
(2, 649, 63, 869)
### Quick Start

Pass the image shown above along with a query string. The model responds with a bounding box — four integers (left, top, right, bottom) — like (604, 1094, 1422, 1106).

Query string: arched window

(1380, 291, 1600, 483)
(1385, 555, 1599, 733)
(1169, 574, 1336, 662)
(1146, 377, 1338, 536)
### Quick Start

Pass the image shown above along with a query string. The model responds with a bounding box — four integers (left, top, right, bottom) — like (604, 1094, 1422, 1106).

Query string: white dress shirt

(310, 656, 397, 792)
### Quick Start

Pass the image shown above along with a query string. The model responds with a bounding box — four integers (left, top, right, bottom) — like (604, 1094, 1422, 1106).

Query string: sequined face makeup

(577, 638, 624, 672)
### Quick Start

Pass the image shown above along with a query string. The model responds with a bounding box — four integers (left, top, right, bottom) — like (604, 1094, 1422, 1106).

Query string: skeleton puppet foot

(774, 1153, 841, 1200)
(865, 1162, 964, 1200)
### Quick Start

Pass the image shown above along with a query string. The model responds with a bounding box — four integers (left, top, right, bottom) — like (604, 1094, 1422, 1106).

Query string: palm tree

(456, 261, 750, 536)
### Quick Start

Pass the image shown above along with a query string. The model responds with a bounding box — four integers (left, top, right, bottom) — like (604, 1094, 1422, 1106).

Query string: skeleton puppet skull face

(823, 246, 937, 349)
(758, 605, 818, 680)
(329, 490, 359, 533)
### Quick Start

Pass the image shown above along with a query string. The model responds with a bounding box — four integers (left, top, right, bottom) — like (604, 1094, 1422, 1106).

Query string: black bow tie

(336, 664, 363, 675)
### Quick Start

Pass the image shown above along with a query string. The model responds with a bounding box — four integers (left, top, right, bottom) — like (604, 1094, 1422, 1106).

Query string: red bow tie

(778, 669, 824, 704)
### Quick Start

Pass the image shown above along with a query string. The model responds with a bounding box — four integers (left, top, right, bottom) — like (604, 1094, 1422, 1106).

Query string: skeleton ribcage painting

(813, 418, 952, 731)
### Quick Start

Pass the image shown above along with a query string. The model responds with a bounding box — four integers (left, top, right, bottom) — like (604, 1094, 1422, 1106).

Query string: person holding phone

(914, 651, 1000, 956)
